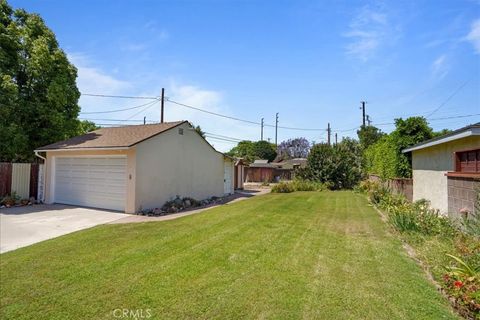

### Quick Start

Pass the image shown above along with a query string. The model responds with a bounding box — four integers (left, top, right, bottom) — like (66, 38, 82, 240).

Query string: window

(178, 128, 184, 135)
(455, 149, 480, 173)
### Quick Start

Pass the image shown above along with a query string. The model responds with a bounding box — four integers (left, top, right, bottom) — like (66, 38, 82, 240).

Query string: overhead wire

(81, 93, 158, 100)
(80, 100, 159, 114)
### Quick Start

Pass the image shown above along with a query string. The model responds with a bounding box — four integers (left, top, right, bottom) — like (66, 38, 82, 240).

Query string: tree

(77, 120, 99, 134)
(297, 138, 362, 189)
(226, 141, 255, 162)
(364, 117, 435, 179)
(390, 117, 433, 177)
(193, 125, 205, 138)
(0, 0, 81, 162)
(253, 140, 277, 162)
(357, 125, 384, 150)
(226, 140, 277, 162)
(276, 137, 310, 161)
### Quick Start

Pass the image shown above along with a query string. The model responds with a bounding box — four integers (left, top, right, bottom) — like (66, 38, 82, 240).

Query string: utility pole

(360, 101, 366, 127)
(160, 88, 165, 123)
(366, 115, 372, 126)
(327, 123, 331, 145)
(143, 116, 146, 125)
(335, 133, 338, 145)
(275, 113, 279, 146)
(261, 118, 264, 141)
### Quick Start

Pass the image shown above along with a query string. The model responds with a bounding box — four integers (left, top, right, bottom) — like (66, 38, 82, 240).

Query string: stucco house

(403, 123, 480, 215)
(35, 121, 234, 213)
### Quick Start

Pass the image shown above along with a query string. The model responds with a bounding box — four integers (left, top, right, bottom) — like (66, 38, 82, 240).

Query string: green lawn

(0, 191, 458, 319)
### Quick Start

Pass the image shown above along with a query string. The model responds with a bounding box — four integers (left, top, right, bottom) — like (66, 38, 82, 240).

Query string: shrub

(271, 182, 295, 193)
(297, 139, 362, 190)
(388, 205, 419, 232)
(271, 180, 327, 193)
(1, 192, 20, 207)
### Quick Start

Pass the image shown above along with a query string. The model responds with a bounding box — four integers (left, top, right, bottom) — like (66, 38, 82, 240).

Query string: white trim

(53, 155, 127, 158)
(35, 147, 130, 152)
(403, 128, 480, 153)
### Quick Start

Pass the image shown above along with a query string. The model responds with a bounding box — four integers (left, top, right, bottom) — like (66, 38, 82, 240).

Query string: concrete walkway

(110, 188, 270, 224)
(0, 204, 128, 253)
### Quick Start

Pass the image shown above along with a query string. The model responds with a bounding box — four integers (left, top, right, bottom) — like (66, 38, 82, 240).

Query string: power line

(81, 93, 158, 100)
(124, 101, 159, 122)
(333, 113, 480, 133)
(166, 99, 261, 125)
(204, 132, 243, 142)
(425, 79, 470, 118)
(79, 118, 154, 123)
(80, 100, 158, 114)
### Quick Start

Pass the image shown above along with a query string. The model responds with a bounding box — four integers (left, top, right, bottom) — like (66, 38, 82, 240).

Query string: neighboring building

(245, 158, 307, 182)
(35, 121, 234, 213)
(403, 123, 480, 215)
(234, 159, 246, 190)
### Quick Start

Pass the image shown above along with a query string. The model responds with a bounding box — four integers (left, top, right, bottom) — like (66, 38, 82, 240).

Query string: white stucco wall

(411, 136, 480, 213)
(135, 122, 227, 211)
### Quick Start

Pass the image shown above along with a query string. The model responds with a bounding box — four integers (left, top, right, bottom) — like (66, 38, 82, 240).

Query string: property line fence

(369, 174, 413, 201)
(0, 163, 43, 201)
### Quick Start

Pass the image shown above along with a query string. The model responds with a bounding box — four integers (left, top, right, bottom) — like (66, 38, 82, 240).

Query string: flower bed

(357, 180, 480, 319)
(138, 195, 229, 216)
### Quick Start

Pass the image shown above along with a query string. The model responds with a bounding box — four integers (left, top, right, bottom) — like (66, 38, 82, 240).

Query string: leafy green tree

(357, 125, 384, 150)
(77, 120, 99, 134)
(297, 138, 362, 189)
(226, 140, 277, 162)
(365, 117, 434, 179)
(253, 140, 277, 162)
(0, 0, 81, 162)
(226, 141, 255, 162)
(364, 135, 397, 179)
(193, 125, 206, 138)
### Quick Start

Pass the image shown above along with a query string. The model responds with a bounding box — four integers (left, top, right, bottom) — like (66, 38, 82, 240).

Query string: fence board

(30, 163, 39, 199)
(11, 163, 31, 199)
(0, 163, 12, 197)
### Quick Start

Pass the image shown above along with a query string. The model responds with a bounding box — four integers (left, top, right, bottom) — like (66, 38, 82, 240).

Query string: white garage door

(54, 156, 126, 211)
(224, 161, 233, 195)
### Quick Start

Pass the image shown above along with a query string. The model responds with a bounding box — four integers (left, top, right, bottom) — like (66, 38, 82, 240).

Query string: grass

(0, 191, 458, 319)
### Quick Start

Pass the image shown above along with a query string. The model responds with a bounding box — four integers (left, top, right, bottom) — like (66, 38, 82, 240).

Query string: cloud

(343, 5, 395, 62)
(465, 19, 480, 54)
(431, 54, 449, 80)
(68, 53, 259, 152)
(68, 53, 131, 95)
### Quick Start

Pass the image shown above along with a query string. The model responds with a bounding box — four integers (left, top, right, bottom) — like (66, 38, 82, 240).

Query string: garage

(53, 156, 126, 211)
(224, 158, 234, 195)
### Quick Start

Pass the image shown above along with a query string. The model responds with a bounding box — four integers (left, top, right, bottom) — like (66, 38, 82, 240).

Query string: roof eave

(35, 146, 131, 152)
(402, 128, 480, 153)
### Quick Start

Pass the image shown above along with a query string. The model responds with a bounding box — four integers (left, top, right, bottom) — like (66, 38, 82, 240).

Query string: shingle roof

(36, 121, 186, 151)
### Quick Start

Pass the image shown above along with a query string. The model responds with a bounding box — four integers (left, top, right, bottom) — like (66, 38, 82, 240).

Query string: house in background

(244, 158, 307, 183)
(234, 159, 246, 190)
(35, 121, 234, 213)
(403, 123, 480, 216)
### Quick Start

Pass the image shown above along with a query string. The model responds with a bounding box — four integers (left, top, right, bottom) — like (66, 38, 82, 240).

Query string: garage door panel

(54, 157, 126, 211)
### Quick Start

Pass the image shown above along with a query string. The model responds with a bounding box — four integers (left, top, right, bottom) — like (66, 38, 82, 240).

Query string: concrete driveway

(0, 204, 128, 253)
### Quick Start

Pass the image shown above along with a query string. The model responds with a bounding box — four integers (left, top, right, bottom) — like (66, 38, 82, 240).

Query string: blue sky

(11, 0, 480, 151)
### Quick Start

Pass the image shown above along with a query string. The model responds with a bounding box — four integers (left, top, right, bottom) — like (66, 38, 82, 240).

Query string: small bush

(1, 192, 20, 206)
(271, 180, 327, 193)
(388, 205, 419, 232)
(271, 182, 295, 193)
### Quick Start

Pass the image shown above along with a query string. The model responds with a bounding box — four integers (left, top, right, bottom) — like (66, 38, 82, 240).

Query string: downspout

(34, 151, 46, 203)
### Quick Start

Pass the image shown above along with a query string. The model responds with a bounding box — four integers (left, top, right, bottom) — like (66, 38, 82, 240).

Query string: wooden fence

(369, 174, 413, 201)
(0, 163, 42, 200)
